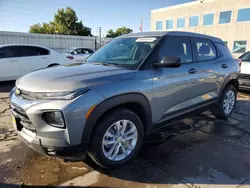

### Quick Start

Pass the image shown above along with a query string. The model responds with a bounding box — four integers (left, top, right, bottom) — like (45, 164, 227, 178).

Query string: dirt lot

(1, 81, 250, 188)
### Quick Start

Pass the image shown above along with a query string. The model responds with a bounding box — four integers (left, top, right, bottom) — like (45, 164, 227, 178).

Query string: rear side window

(0, 46, 18, 58)
(216, 42, 233, 58)
(194, 38, 217, 61)
(159, 36, 193, 63)
(16, 46, 50, 57)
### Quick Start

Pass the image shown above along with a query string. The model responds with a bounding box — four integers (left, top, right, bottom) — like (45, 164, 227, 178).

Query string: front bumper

(239, 75, 250, 90)
(10, 88, 103, 160)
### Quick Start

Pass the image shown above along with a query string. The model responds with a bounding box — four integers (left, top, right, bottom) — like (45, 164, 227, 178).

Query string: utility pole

(96, 27, 102, 49)
(140, 19, 143, 32)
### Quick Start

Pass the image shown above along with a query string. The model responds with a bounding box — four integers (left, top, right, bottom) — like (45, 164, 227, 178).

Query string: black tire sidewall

(219, 85, 237, 118)
(88, 108, 144, 168)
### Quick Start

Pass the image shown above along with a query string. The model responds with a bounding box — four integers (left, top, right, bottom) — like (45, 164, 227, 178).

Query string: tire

(88, 108, 144, 168)
(211, 85, 237, 119)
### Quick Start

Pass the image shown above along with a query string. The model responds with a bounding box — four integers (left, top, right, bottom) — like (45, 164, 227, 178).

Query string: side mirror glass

(154, 56, 181, 68)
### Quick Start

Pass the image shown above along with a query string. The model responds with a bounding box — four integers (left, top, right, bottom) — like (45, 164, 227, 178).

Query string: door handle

(222, 64, 228, 68)
(188, 68, 197, 74)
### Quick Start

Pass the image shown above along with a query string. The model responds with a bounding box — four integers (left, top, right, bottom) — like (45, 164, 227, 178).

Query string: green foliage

(29, 7, 92, 36)
(106, 27, 133, 38)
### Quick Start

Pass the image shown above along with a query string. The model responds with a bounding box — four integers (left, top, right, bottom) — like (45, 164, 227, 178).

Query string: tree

(29, 7, 92, 36)
(106, 27, 133, 38)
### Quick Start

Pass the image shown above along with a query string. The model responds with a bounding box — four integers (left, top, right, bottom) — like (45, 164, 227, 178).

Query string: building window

(219, 10, 232, 24)
(189, 16, 199, 27)
(166, 20, 173, 29)
(224, 41, 228, 46)
(237, 8, 250, 22)
(233, 41, 247, 53)
(177, 18, 185, 28)
(156, 21, 163, 30)
(203, 13, 214, 26)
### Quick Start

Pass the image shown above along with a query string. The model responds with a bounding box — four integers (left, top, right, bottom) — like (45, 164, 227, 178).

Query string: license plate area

(12, 115, 24, 131)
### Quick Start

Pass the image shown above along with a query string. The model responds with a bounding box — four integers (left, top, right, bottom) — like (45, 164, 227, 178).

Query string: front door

(151, 36, 215, 123)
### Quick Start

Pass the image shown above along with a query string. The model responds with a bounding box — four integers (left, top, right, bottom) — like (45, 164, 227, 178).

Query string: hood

(16, 63, 135, 92)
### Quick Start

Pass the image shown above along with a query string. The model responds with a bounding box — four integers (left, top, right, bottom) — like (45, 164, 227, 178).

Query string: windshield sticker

(135, 38, 157, 43)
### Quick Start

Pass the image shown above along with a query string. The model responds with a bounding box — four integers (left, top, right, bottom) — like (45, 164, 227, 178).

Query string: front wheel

(211, 85, 237, 119)
(88, 108, 144, 168)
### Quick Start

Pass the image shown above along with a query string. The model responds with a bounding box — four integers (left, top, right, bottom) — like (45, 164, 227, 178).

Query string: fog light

(46, 148, 56, 155)
(42, 111, 65, 128)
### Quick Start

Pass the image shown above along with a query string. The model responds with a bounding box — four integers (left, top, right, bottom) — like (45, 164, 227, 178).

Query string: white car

(63, 47, 94, 63)
(239, 51, 250, 90)
(0, 44, 71, 81)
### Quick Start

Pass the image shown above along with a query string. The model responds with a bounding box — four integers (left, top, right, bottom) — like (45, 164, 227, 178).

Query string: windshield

(87, 37, 159, 69)
(62, 48, 75, 53)
(239, 52, 250, 61)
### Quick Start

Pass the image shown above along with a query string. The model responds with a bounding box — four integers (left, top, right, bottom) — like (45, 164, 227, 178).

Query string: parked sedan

(63, 47, 94, 62)
(0, 44, 71, 81)
(239, 51, 250, 90)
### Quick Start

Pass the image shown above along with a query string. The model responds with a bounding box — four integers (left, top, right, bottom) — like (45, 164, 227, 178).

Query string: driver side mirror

(154, 56, 181, 68)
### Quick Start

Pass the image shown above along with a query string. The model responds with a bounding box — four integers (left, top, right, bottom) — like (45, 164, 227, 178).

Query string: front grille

(11, 103, 35, 131)
(239, 74, 250, 80)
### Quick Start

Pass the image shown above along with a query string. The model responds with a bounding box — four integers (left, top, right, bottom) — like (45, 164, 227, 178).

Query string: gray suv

(10, 31, 239, 168)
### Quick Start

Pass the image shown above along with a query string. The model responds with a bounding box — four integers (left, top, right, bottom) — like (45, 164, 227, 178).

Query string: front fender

(81, 93, 152, 144)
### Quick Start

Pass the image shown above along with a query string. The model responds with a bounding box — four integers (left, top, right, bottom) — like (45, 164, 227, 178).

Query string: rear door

(152, 36, 206, 122)
(191, 37, 223, 100)
(0, 46, 21, 81)
(17, 46, 50, 76)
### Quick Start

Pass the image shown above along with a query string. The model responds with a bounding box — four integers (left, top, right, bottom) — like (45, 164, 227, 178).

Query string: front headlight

(36, 89, 88, 100)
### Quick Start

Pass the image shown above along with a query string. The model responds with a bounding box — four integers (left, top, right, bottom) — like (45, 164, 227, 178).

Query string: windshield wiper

(91, 61, 125, 68)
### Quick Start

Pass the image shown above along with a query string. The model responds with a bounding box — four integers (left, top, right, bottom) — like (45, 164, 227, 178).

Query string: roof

(0, 44, 50, 49)
(151, 0, 217, 13)
(119, 31, 223, 42)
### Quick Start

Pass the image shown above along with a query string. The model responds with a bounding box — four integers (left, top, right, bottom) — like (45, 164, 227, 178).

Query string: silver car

(10, 31, 239, 168)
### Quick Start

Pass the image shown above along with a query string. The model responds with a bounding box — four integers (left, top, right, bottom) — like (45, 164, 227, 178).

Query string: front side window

(233, 41, 247, 53)
(159, 37, 192, 63)
(177, 18, 185, 28)
(189, 16, 199, 27)
(156, 21, 163, 30)
(83, 49, 94, 54)
(166, 20, 173, 29)
(0, 47, 17, 58)
(237, 8, 250, 22)
(203, 13, 214, 26)
(194, 38, 217, 61)
(87, 37, 159, 69)
(219, 10, 232, 24)
(224, 41, 228, 46)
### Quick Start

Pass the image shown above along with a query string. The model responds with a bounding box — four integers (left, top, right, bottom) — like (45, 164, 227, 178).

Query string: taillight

(66, 56, 74, 60)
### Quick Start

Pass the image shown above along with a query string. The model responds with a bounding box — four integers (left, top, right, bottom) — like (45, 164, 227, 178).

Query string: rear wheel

(88, 108, 144, 168)
(211, 85, 237, 119)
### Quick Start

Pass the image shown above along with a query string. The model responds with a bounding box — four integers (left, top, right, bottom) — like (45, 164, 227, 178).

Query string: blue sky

(0, 0, 195, 35)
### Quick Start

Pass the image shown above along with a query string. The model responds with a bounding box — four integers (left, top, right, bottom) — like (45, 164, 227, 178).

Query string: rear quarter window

(215, 42, 233, 58)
